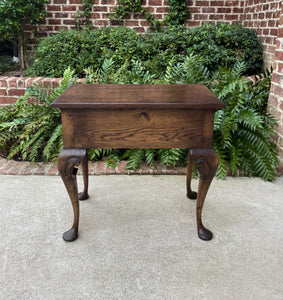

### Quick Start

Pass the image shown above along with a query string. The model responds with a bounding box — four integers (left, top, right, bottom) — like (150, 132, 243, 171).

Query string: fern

(122, 149, 144, 170)
(211, 63, 278, 180)
(0, 68, 75, 162)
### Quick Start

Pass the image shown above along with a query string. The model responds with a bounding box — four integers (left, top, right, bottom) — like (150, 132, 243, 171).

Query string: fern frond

(237, 108, 263, 131)
(157, 148, 186, 167)
(43, 124, 62, 161)
(144, 148, 157, 167)
(123, 149, 145, 170)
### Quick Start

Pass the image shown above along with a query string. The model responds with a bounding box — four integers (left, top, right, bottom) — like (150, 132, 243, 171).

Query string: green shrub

(26, 23, 263, 78)
(187, 23, 263, 75)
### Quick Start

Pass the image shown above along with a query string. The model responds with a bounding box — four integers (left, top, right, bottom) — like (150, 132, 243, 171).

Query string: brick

(165, 165, 177, 175)
(116, 161, 128, 175)
(275, 51, 283, 61)
(27, 77, 41, 87)
(272, 73, 283, 84)
(63, 19, 76, 25)
(90, 13, 101, 19)
(7, 161, 30, 175)
(0, 77, 8, 88)
(0, 160, 15, 175)
(101, 0, 115, 3)
(33, 163, 48, 175)
(62, 5, 77, 11)
(277, 62, 283, 74)
(152, 163, 165, 175)
(0, 96, 18, 104)
(194, 14, 208, 20)
(134, 27, 145, 33)
(125, 20, 140, 26)
(278, 28, 283, 38)
(52, 79, 62, 88)
(106, 165, 117, 174)
(7, 77, 18, 88)
(42, 78, 54, 88)
(195, 1, 210, 6)
(94, 161, 106, 175)
(8, 88, 26, 97)
(202, 8, 215, 13)
(217, 7, 231, 13)
(0, 157, 8, 169)
(268, 20, 276, 27)
(21, 164, 39, 175)
(93, 6, 107, 12)
(46, 163, 59, 176)
(48, 19, 61, 25)
(148, 0, 162, 5)
(140, 20, 150, 26)
(233, 7, 243, 13)
(69, 0, 82, 3)
(55, 12, 69, 18)
(140, 162, 153, 175)
(225, 14, 239, 20)
(88, 161, 96, 175)
(268, 94, 279, 107)
(54, 0, 67, 3)
(156, 7, 168, 13)
(46, 5, 61, 11)
(176, 167, 187, 175)
(210, 1, 225, 6)
(93, 20, 108, 26)
(0, 89, 6, 96)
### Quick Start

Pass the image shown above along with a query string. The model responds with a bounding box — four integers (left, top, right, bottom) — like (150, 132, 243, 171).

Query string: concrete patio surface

(0, 175, 282, 300)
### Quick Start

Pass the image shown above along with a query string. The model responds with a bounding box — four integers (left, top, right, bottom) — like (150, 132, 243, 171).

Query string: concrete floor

(0, 175, 282, 300)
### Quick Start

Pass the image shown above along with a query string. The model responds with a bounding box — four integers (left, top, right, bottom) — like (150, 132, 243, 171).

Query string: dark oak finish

(51, 84, 224, 242)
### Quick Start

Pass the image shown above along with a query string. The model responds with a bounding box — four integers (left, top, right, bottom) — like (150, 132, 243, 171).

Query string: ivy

(164, 0, 190, 26)
(74, 0, 94, 30)
(110, 0, 190, 30)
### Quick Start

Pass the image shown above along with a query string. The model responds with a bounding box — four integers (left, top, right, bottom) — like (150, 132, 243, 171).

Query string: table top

(51, 84, 224, 110)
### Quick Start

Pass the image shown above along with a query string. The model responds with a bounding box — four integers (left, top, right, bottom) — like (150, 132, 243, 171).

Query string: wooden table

(51, 84, 224, 242)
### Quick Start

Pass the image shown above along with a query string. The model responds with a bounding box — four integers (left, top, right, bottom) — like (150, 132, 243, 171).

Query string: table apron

(61, 108, 215, 149)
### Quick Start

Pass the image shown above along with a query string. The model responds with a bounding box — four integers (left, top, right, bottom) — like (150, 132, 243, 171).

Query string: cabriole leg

(186, 150, 197, 199)
(57, 149, 88, 242)
(190, 148, 219, 241)
(79, 154, 89, 201)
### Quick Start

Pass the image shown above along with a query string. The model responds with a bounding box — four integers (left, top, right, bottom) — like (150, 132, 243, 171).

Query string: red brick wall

(242, 0, 282, 68)
(27, 0, 245, 51)
(268, 7, 283, 168)
(0, 77, 62, 106)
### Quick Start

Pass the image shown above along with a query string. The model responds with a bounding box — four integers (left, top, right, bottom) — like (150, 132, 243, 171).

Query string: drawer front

(61, 108, 215, 149)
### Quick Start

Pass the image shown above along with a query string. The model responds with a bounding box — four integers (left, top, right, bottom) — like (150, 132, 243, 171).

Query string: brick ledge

(1, 157, 282, 177)
(0, 157, 186, 176)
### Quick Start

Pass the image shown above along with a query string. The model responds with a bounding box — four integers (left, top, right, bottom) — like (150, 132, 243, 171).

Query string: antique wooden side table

(51, 84, 225, 242)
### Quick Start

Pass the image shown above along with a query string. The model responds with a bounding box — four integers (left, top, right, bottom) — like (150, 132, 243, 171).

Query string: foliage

(26, 24, 263, 78)
(187, 23, 263, 75)
(0, 0, 48, 69)
(1, 55, 278, 180)
(0, 56, 17, 74)
(74, 0, 94, 30)
(210, 64, 278, 181)
(109, 0, 190, 30)
(0, 68, 75, 162)
(164, 0, 190, 26)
